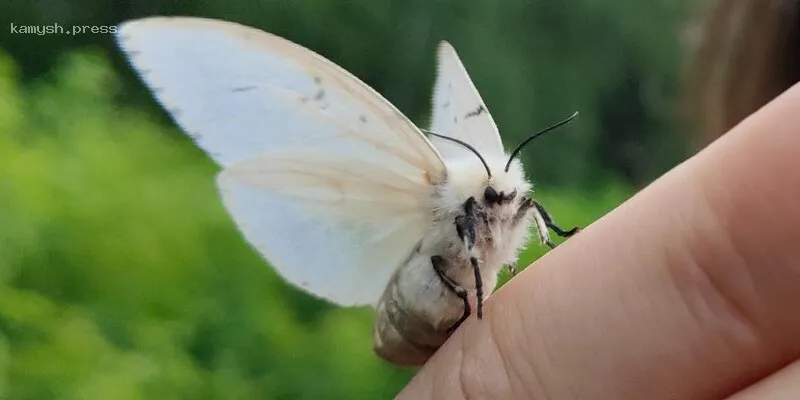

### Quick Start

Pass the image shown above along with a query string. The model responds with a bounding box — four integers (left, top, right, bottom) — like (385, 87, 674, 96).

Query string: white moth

(116, 16, 579, 367)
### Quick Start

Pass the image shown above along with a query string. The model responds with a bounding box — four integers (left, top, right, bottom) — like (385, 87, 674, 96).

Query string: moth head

(482, 185, 517, 207)
(426, 111, 578, 208)
(481, 155, 527, 208)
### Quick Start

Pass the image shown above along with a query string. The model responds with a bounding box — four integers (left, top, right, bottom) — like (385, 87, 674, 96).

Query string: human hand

(398, 83, 800, 399)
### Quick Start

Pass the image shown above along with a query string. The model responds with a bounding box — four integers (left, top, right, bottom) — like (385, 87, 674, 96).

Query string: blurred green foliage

(0, 0, 697, 397)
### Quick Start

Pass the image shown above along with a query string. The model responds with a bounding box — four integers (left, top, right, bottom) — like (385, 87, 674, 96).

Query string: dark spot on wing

(314, 89, 325, 101)
(465, 104, 486, 119)
(359, 115, 368, 123)
(441, 101, 450, 108)
(231, 85, 257, 92)
(314, 76, 322, 84)
(300, 96, 309, 103)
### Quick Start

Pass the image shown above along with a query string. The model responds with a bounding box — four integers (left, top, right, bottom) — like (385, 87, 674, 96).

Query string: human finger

(398, 83, 800, 399)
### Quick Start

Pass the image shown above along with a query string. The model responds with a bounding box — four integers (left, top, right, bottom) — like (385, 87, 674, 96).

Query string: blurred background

(0, 0, 764, 398)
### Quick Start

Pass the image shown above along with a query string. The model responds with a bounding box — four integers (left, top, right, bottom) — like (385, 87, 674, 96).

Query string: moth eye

(484, 186, 499, 204)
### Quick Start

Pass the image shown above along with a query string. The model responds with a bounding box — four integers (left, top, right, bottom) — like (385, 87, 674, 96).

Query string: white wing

(218, 152, 437, 306)
(116, 17, 443, 170)
(116, 17, 447, 306)
(429, 42, 506, 161)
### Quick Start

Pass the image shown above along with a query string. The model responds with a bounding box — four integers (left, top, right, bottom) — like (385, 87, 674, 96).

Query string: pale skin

(398, 82, 800, 399)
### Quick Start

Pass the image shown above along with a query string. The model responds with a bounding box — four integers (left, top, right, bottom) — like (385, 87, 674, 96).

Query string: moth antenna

(504, 111, 579, 172)
(423, 130, 492, 178)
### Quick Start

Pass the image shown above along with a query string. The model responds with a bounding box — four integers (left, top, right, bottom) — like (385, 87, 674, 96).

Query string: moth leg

(454, 197, 486, 320)
(431, 256, 471, 333)
(507, 262, 517, 277)
(519, 196, 558, 249)
(455, 196, 481, 250)
(532, 199, 581, 238)
(470, 256, 484, 319)
(512, 196, 534, 225)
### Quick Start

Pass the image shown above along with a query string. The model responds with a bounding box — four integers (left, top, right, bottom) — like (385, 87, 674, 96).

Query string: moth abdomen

(373, 264, 451, 367)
